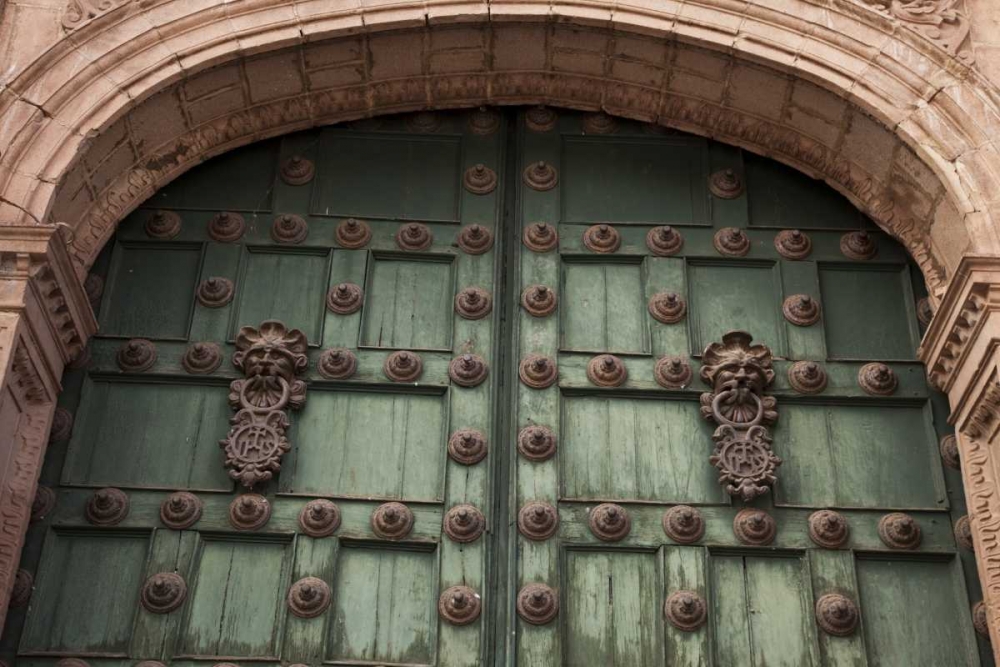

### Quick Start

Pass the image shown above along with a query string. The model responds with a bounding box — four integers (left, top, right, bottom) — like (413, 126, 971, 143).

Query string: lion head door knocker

(699, 331, 781, 501)
(221, 321, 308, 488)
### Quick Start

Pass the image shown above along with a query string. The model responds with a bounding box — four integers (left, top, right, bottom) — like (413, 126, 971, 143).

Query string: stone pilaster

(0, 225, 96, 630)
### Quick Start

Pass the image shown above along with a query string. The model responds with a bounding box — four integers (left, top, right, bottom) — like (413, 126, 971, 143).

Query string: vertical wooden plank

(283, 536, 339, 665)
(646, 257, 689, 358)
(664, 546, 710, 667)
(781, 259, 825, 361)
(189, 243, 241, 342)
(808, 550, 867, 667)
(710, 554, 752, 666)
(745, 556, 821, 667)
(322, 249, 368, 348)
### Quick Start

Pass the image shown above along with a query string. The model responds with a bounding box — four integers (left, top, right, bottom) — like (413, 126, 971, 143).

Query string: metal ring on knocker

(239, 377, 291, 411)
(711, 387, 764, 428)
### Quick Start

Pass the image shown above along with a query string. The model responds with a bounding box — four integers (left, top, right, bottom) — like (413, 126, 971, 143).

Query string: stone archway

(3, 0, 1000, 654)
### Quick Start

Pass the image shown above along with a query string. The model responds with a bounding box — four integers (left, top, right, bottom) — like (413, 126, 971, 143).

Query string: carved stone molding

(855, 0, 972, 63)
(222, 322, 308, 488)
(62, 0, 129, 31)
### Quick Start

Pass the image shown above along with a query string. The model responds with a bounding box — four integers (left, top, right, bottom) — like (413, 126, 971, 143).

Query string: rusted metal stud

(782, 294, 821, 326)
(140, 572, 187, 614)
(9, 570, 32, 607)
(326, 283, 364, 315)
(182, 342, 223, 374)
(973, 601, 990, 638)
(583, 223, 621, 253)
(733, 508, 776, 546)
(519, 355, 558, 389)
(858, 362, 898, 396)
(117, 338, 157, 372)
(955, 515, 974, 550)
(455, 287, 493, 320)
(197, 277, 235, 308)
(526, 106, 557, 132)
(521, 284, 557, 317)
(396, 222, 433, 251)
(787, 360, 827, 394)
(523, 161, 558, 191)
(469, 107, 501, 135)
(654, 356, 693, 389)
(663, 505, 705, 544)
(208, 211, 246, 242)
(582, 112, 618, 134)
(84, 272, 103, 303)
(840, 230, 877, 260)
(448, 429, 488, 465)
(384, 350, 423, 382)
(449, 353, 489, 388)
(50, 407, 73, 442)
(407, 112, 440, 133)
(517, 584, 559, 625)
(145, 210, 182, 239)
(457, 224, 494, 254)
(940, 434, 961, 469)
(646, 225, 684, 256)
(287, 577, 332, 618)
(280, 155, 315, 185)
(317, 348, 357, 380)
(229, 494, 271, 530)
(336, 218, 371, 248)
(648, 292, 687, 324)
(808, 510, 849, 549)
(589, 503, 631, 542)
(517, 425, 557, 462)
(878, 512, 921, 549)
(160, 491, 203, 530)
(713, 227, 750, 256)
(916, 297, 934, 327)
(665, 590, 708, 631)
(134, 662, 166, 667)
(31, 485, 56, 522)
(587, 354, 627, 387)
(815, 593, 859, 636)
(271, 213, 308, 244)
(55, 660, 92, 667)
(774, 229, 812, 259)
(444, 504, 486, 543)
(299, 499, 341, 537)
(523, 222, 559, 252)
(518, 502, 559, 540)
(86, 487, 129, 526)
(372, 502, 414, 539)
(709, 168, 744, 199)
(439, 586, 483, 625)
(463, 165, 498, 195)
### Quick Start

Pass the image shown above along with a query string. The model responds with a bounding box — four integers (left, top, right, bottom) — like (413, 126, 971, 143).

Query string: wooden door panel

(560, 260, 649, 354)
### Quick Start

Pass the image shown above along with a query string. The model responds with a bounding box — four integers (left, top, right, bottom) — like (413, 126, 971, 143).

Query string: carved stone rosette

(140, 572, 187, 614)
(287, 577, 332, 618)
(372, 502, 414, 539)
(517, 584, 559, 625)
(457, 224, 494, 254)
(448, 429, 488, 465)
(662, 505, 705, 544)
(221, 321, 308, 488)
(523, 222, 558, 252)
(733, 508, 777, 546)
(455, 287, 493, 320)
(439, 586, 482, 625)
(665, 590, 708, 631)
(160, 491, 203, 529)
(589, 503, 631, 542)
(336, 218, 371, 248)
(517, 425, 557, 462)
(518, 502, 559, 540)
(808, 510, 849, 549)
(299, 499, 341, 537)
(815, 593, 859, 636)
(444, 504, 486, 543)
(700, 331, 781, 501)
(655, 356, 693, 389)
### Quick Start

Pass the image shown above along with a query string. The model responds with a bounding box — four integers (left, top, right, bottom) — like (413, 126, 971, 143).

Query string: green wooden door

(1, 108, 991, 667)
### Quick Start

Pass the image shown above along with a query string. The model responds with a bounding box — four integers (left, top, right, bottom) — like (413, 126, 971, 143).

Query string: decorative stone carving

(49, 407, 73, 442)
(182, 342, 223, 374)
(587, 354, 627, 387)
(384, 350, 423, 382)
(287, 577, 332, 618)
(463, 165, 498, 195)
(457, 224, 494, 254)
(85, 487, 129, 526)
(372, 502, 414, 539)
(917, 297, 934, 326)
(444, 504, 486, 543)
(924, 283, 989, 392)
(140, 572, 187, 614)
(396, 223, 433, 251)
(271, 214, 308, 244)
(84, 273, 103, 303)
(518, 425, 557, 462)
(523, 161, 558, 191)
(655, 356, 693, 389)
(160, 491, 203, 529)
(280, 155, 315, 185)
(858, 362, 898, 396)
(662, 505, 705, 544)
(517, 584, 559, 625)
(648, 292, 687, 324)
(940, 434, 961, 469)
(974, 601, 990, 638)
(665, 590, 708, 631)
(229, 494, 271, 530)
(646, 225, 684, 256)
(700, 331, 781, 501)
(336, 218, 371, 248)
(408, 112, 440, 133)
(299, 499, 341, 537)
(858, 0, 971, 62)
(208, 212, 246, 242)
(455, 287, 493, 320)
(709, 169, 744, 199)
(583, 224, 621, 253)
(518, 502, 559, 540)
(774, 229, 812, 259)
(713, 227, 751, 256)
(469, 107, 501, 135)
(840, 230, 877, 260)
(782, 294, 821, 326)
(439, 586, 482, 625)
(222, 321, 308, 487)
(878, 512, 922, 549)
(808, 510, 850, 548)
(955, 515, 974, 550)
(10, 569, 32, 607)
(317, 348, 357, 380)
(589, 503, 631, 542)
(519, 355, 558, 389)
(62, 0, 130, 30)
(449, 354, 489, 388)
(521, 284, 557, 317)
(815, 593, 859, 636)
(582, 112, 618, 134)
(145, 210, 182, 239)
(197, 277, 235, 308)
(326, 283, 364, 314)
(448, 429, 488, 465)
(523, 222, 558, 252)
(788, 361, 828, 394)
(117, 338, 157, 372)
(733, 509, 777, 546)
(31, 486, 56, 522)
(526, 106, 557, 132)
